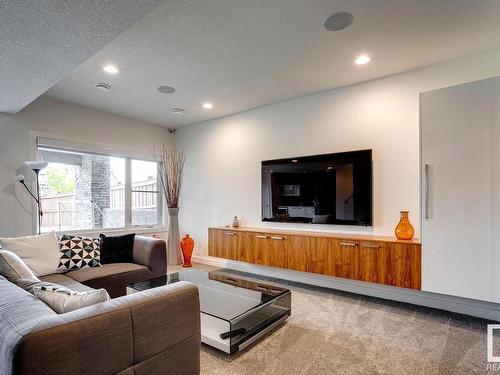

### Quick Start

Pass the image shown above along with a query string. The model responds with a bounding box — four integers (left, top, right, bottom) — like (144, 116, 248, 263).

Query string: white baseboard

(192, 255, 500, 322)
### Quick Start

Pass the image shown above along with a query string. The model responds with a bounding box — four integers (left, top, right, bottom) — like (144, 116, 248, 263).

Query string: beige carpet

(170, 265, 495, 374)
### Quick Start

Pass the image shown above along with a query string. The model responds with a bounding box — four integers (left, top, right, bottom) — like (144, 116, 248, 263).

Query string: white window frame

(128, 156, 163, 228)
(35, 136, 164, 236)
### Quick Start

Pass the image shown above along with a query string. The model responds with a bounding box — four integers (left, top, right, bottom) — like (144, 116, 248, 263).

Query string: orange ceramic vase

(395, 211, 414, 240)
(180, 234, 194, 267)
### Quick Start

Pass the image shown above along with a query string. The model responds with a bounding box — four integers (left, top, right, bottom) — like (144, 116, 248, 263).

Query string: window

(37, 145, 161, 233)
(131, 159, 159, 226)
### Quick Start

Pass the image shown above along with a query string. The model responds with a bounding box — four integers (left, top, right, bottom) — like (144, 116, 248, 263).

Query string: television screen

(262, 150, 372, 226)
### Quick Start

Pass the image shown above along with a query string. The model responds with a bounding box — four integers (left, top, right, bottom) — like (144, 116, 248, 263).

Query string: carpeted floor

(170, 264, 496, 374)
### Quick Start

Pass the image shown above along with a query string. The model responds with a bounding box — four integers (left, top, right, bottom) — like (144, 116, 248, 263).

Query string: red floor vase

(180, 234, 194, 267)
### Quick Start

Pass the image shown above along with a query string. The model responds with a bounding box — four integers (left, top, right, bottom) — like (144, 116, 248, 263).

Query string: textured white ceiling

(0, 0, 160, 114)
(45, 0, 500, 128)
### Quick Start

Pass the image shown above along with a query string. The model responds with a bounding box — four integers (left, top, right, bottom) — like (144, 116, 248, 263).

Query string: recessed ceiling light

(171, 108, 185, 115)
(158, 86, 176, 94)
(324, 12, 353, 31)
(355, 55, 370, 65)
(291, 159, 298, 163)
(95, 83, 110, 92)
(103, 64, 119, 74)
(202, 102, 213, 109)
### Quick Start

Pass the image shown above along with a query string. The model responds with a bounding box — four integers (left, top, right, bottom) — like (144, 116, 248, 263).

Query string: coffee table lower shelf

(201, 299, 291, 354)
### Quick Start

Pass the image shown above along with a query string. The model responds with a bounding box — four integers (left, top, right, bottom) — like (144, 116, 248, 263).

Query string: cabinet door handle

(424, 163, 431, 219)
(271, 236, 283, 240)
(256, 234, 268, 239)
(340, 242, 357, 247)
(362, 243, 380, 248)
(224, 232, 236, 236)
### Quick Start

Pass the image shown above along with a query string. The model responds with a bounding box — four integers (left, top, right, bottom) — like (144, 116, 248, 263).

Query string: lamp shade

(25, 161, 48, 171)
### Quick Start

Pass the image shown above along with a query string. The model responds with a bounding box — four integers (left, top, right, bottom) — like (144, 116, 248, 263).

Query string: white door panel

(421, 77, 500, 302)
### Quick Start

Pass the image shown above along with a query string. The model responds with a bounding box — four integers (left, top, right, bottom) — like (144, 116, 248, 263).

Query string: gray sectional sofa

(0, 236, 201, 375)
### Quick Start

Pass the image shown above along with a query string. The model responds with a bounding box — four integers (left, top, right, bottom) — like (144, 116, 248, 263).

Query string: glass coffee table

(127, 269, 291, 354)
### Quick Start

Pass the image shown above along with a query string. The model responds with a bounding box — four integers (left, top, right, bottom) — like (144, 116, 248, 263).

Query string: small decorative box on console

(208, 227, 421, 290)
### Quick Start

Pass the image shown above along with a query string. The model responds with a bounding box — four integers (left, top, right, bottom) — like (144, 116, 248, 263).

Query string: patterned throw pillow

(57, 234, 101, 272)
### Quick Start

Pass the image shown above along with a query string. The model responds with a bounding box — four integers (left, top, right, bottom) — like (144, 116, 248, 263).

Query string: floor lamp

(16, 161, 48, 235)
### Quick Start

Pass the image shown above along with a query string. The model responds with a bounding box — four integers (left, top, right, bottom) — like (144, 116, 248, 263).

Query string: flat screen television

(261, 150, 372, 226)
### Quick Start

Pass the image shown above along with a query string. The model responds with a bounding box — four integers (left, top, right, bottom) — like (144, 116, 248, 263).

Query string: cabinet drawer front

(208, 228, 238, 260)
(384, 243, 421, 289)
(285, 236, 310, 272)
(253, 233, 271, 266)
(270, 236, 286, 268)
(308, 238, 334, 276)
(333, 240, 360, 280)
(237, 232, 255, 263)
(359, 241, 385, 283)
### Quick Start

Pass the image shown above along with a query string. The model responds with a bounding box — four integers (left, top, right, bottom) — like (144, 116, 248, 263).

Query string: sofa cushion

(0, 231, 61, 276)
(66, 263, 153, 298)
(66, 263, 150, 283)
(40, 273, 95, 293)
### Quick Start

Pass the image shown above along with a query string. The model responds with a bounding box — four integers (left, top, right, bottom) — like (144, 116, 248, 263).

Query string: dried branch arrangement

(153, 146, 185, 208)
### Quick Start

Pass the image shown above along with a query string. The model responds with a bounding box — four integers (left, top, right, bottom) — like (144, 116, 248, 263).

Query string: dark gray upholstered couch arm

(14, 282, 200, 375)
(133, 236, 166, 277)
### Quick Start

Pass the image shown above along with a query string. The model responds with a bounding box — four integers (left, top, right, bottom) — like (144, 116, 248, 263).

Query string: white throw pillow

(0, 232, 62, 276)
(0, 250, 40, 283)
(33, 284, 110, 314)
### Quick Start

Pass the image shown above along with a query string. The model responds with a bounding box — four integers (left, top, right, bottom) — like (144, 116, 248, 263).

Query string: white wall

(176, 48, 500, 257)
(0, 97, 174, 237)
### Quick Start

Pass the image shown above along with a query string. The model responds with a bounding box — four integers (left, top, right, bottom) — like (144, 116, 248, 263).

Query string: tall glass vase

(167, 208, 183, 265)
